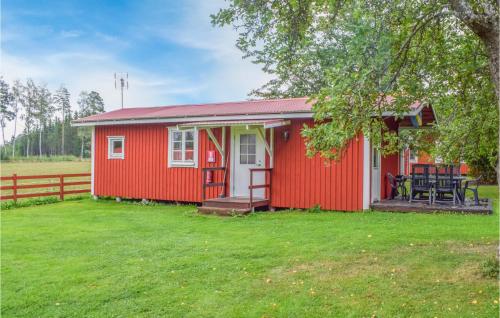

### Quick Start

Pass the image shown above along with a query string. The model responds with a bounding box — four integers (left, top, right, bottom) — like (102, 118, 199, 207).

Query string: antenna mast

(114, 72, 129, 109)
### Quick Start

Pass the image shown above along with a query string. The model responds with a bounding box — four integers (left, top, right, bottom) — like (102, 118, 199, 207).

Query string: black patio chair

(386, 173, 398, 199)
(395, 175, 408, 200)
(409, 164, 433, 204)
(434, 165, 458, 205)
(462, 176, 481, 206)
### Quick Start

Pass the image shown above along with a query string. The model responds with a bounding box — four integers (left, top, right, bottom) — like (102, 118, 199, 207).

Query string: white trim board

(362, 135, 371, 210)
(72, 113, 313, 127)
(91, 126, 95, 195)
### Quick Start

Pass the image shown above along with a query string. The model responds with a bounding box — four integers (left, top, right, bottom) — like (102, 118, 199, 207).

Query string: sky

(0, 0, 271, 140)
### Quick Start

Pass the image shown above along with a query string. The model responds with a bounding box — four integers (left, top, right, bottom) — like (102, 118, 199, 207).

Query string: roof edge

(71, 112, 314, 127)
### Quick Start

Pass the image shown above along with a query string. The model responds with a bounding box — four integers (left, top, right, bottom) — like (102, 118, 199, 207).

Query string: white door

(231, 127, 266, 198)
(371, 145, 381, 202)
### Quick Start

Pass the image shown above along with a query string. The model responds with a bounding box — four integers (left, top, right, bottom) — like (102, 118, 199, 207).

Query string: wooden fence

(0, 173, 91, 202)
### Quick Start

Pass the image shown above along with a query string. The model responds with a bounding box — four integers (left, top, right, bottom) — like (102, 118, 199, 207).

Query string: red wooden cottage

(73, 97, 436, 213)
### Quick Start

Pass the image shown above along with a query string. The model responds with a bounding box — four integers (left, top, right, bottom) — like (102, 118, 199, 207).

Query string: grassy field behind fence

(1, 160, 91, 176)
(0, 160, 91, 203)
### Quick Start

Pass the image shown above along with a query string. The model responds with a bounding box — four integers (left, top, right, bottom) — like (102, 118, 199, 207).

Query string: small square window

(108, 136, 125, 159)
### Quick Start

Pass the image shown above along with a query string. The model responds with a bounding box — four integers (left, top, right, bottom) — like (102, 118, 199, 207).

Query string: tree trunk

(449, 0, 499, 97)
(39, 129, 42, 158)
(61, 122, 65, 155)
(12, 115, 17, 157)
(2, 121, 5, 148)
(1, 123, 6, 155)
(80, 135, 84, 160)
(26, 136, 30, 157)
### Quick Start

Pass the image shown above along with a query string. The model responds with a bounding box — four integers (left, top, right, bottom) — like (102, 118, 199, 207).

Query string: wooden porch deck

(371, 199, 493, 214)
(199, 196, 270, 216)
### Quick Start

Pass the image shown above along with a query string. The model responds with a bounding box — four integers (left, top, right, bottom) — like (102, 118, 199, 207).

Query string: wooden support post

(12, 173, 17, 203)
(60, 175, 64, 200)
(202, 169, 206, 201)
(221, 126, 226, 166)
(249, 169, 253, 211)
(270, 128, 274, 169)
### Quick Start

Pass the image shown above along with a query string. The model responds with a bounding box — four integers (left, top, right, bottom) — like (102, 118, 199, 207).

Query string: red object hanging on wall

(207, 150, 216, 163)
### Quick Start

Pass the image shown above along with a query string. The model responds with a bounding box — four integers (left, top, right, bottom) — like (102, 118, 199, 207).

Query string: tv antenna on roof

(114, 72, 129, 109)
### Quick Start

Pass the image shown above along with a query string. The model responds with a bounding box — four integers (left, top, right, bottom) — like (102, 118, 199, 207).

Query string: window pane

(185, 150, 194, 161)
(113, 140, 123, 153)
(247, 154, 256, 164)
(173, 131, 182, 142)
(240, 154, 247, 164)
(173, 141, 182, 150)
(248, 145, 256, 155)
(240, 134, 247, 144)
(240, 144, 248, 155)
(185, 131, 194, 141)
(185, 141, 194, 150)
(173, 150, 182, 161)
(248, 134, 256, 144)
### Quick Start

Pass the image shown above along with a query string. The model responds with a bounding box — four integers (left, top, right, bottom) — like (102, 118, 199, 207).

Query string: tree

(32, 84, 53, 157)
(10, 80, 24, 157)
(22, 79, 38, 156)
(53, 85, 71, 155)
(212, 0, 499, 179)
(0, 78, 14, 150)
(77, 91, 105, 159)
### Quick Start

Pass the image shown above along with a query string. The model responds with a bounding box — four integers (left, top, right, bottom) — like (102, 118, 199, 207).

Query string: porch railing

(202, 167, 226, 201)
(249, 168, 272, 211)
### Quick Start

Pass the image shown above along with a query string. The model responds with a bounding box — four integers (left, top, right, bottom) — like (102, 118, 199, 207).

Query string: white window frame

(409, 150, 418, 163)
(107, 136, 125, 159)
(168, 127, 198, 168)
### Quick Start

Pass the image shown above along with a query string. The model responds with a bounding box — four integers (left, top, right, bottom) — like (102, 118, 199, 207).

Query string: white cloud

(156, 0, 272, 102)
(0, 0, 272, 143)
(0, 50, 202, 141)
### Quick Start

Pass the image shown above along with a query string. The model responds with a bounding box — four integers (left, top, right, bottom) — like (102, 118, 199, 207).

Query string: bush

(0, 150, 11, 161)
(468, 156, 497, 184)
(0, 155, 87, 163)
(481, 257, 499, 279)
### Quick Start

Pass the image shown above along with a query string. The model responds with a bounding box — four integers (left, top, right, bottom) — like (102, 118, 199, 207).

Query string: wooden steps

(199, 196, 269, 216)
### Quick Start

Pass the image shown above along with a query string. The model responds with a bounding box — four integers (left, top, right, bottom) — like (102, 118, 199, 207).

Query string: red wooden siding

(380, 152, 399, 199)
(94, 120, 365, 211)
(271, 120, 364, 211)
(94, 125, 229, 202)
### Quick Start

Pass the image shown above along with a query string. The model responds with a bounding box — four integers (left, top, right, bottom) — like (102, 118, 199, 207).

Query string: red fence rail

(0, 173, 91, 202)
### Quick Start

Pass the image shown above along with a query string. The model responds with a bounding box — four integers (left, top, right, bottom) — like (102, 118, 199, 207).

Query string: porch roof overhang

(176, 119, 290, 130)
(376, 102, 437, 129)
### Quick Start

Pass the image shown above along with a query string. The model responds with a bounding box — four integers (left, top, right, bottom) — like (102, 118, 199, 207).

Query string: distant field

(1, 160, 90, 176)
(1, 161, 91, 201)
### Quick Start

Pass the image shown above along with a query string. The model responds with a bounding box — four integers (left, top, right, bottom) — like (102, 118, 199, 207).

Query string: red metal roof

(74, 97, 312, 123)
(73, 96, 433, 126)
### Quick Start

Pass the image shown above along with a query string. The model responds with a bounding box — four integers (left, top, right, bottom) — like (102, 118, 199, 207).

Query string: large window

(168, 128, 198, 167)
(108, 136, 125, 159)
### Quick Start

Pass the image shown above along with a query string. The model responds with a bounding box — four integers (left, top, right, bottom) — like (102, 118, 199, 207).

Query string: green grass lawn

(2, 187, 499, 317)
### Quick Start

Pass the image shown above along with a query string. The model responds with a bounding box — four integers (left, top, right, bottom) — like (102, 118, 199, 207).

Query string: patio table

(404, 175, 467, 204)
